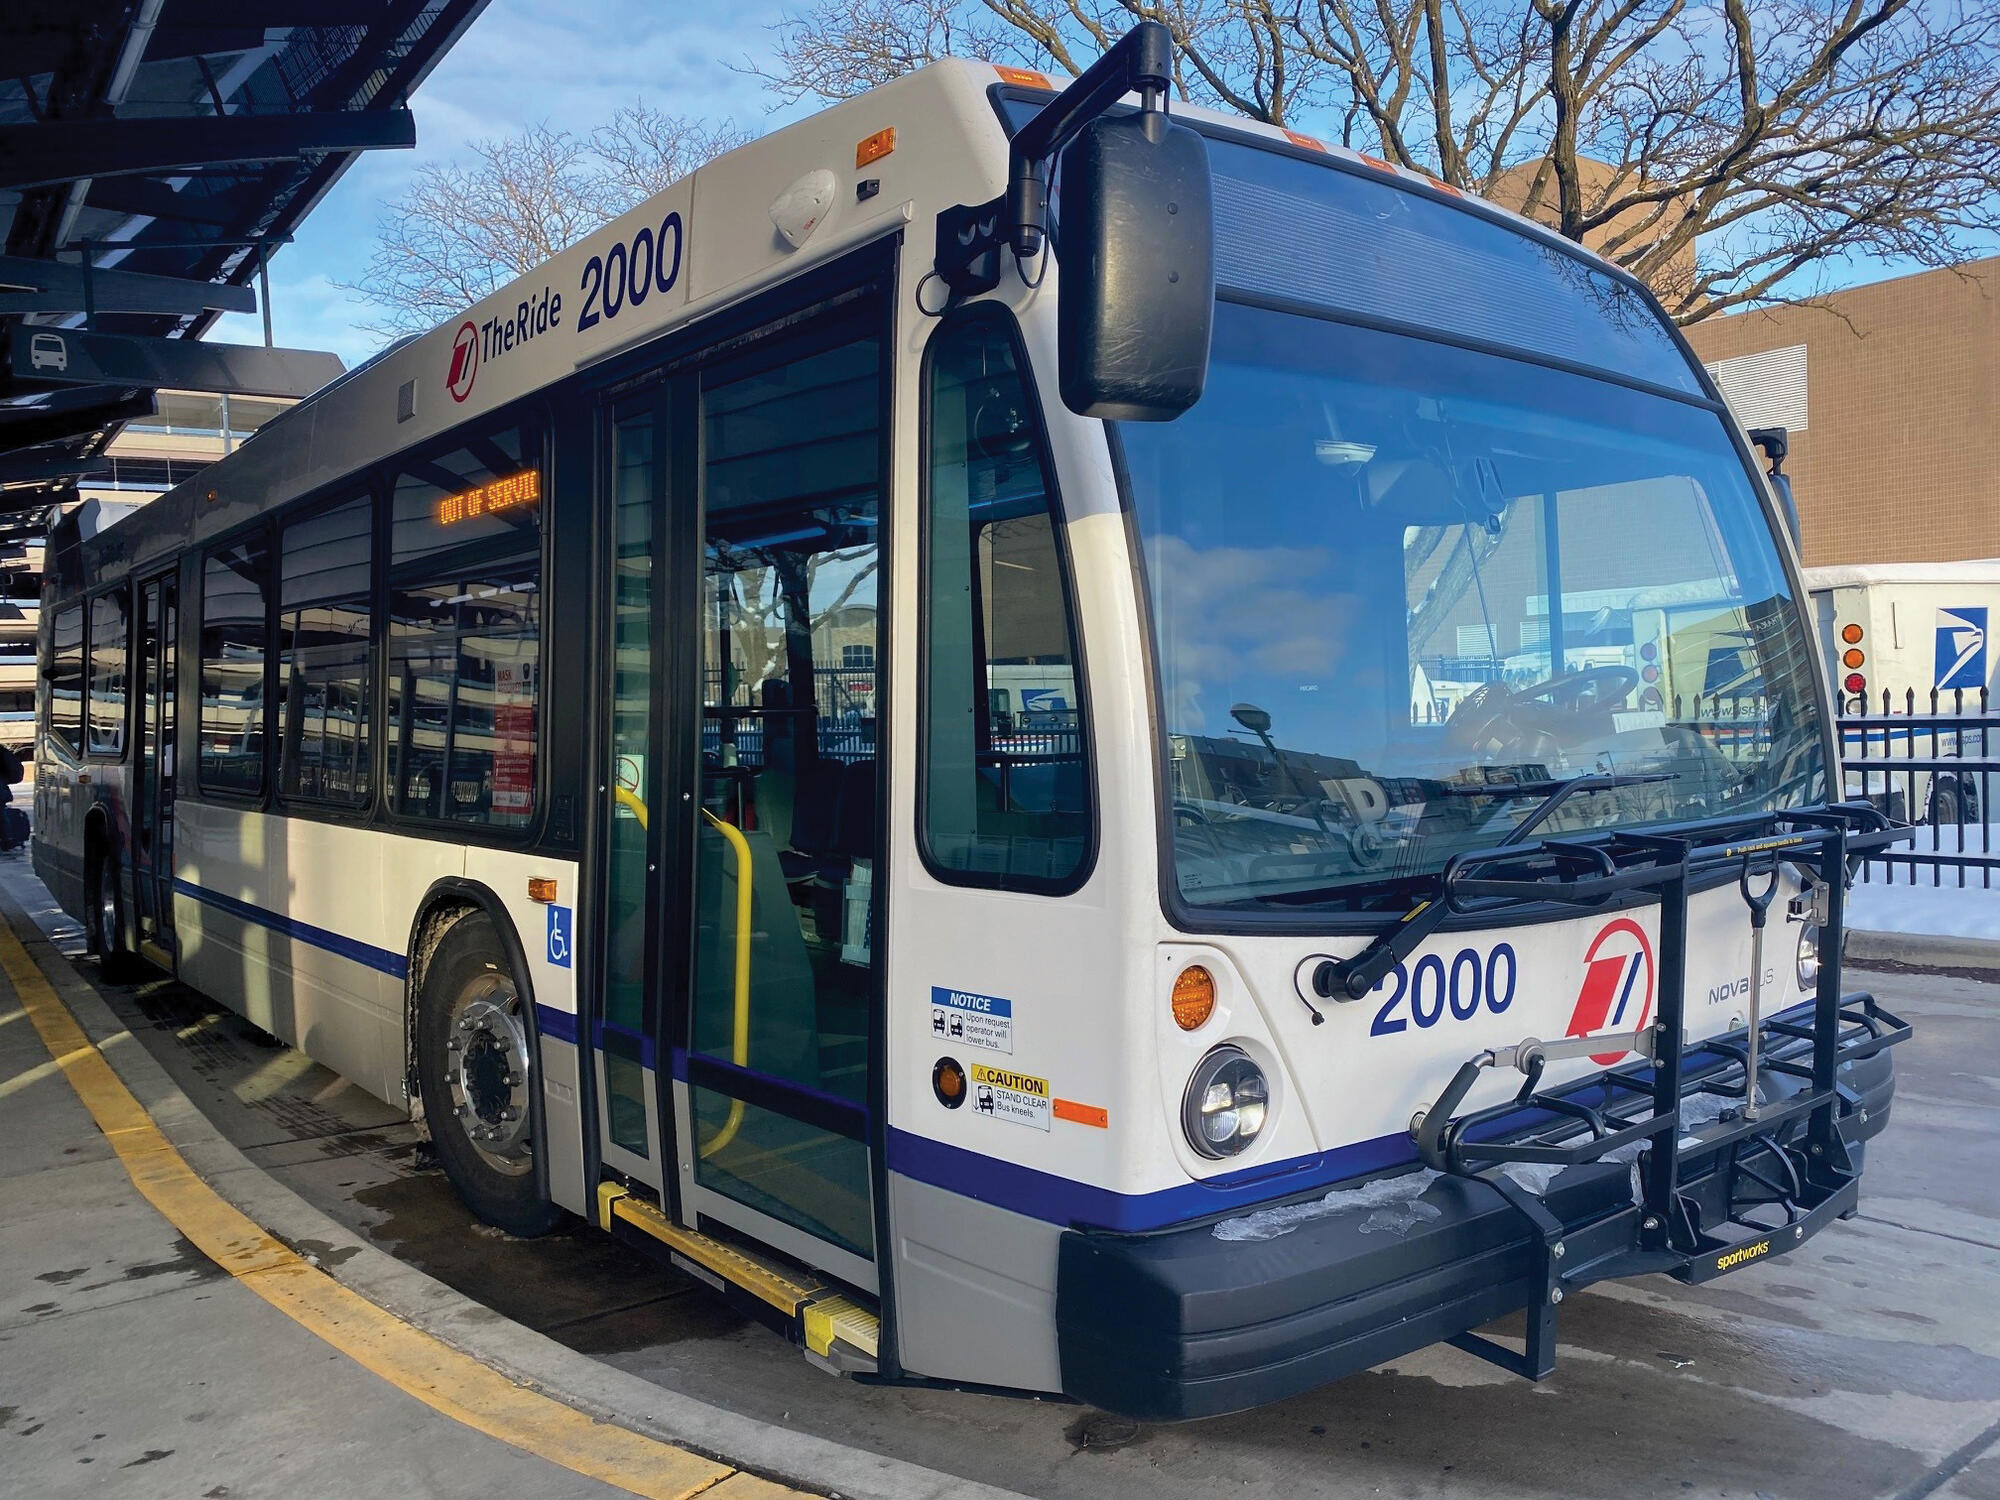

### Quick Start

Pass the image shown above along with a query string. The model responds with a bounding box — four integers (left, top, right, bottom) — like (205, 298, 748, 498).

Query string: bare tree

(346, 104, 754, 336)
(763, 0, 2000, 322)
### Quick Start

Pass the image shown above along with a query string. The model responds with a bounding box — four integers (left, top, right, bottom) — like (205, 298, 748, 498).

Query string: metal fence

(1837, 688, 1997, 888)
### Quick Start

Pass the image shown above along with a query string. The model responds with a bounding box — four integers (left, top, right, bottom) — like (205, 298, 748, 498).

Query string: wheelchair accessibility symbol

(547, 904, 573, 969)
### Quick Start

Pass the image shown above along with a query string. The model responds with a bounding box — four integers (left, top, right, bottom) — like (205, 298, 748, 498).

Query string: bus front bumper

(1055, 1039, 1894, 1421)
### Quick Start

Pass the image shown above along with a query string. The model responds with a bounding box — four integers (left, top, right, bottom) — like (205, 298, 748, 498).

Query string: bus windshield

(1118, 301, 1827, 915)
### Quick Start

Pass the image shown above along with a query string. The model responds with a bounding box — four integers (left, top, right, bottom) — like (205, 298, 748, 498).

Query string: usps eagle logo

(1935, 607, 1987, 693)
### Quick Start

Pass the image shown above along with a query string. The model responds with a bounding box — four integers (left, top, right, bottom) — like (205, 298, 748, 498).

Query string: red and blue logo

(1567, 917, 1655, 1063)
(446, 319, 480, 403)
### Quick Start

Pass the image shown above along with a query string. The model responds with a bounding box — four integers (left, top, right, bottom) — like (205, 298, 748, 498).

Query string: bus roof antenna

(933, 20, 1175, 299)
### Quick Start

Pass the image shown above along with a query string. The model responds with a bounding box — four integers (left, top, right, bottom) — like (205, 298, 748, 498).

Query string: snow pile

(1680, 1083, 1769, 1127)
(1498, 1161, 1565, 1195)
(1213, 1169, 1441, 1243)
(1847, 822, 2000, 941)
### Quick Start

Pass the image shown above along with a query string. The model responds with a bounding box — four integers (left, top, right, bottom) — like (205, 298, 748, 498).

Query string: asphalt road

(13, 856, 2000, 1500)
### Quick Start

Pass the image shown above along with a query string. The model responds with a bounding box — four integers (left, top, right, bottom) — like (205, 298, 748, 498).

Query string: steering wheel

(1443, 679, 1564, 765)
(1512, 666, 1640, 712)
(1443, 680, 1519, 750)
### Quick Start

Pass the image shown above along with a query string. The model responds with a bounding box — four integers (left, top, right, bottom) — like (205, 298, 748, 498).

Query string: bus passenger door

(593, 385, 677, 1193)
(132, 573, 176, 957)
(670, 299, 885, 1290)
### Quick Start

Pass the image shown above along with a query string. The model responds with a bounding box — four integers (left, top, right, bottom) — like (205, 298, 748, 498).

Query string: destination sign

(438, 468, 540, 526)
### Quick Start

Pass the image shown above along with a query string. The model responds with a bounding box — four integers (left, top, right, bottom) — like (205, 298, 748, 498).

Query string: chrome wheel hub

(445, 974, 532, 1174)
(97, 868, 118, 953)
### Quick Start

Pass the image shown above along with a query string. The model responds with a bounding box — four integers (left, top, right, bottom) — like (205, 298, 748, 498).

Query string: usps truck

(1805, 560, 2000, 823)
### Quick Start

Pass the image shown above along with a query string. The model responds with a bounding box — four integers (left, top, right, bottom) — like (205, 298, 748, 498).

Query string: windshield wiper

(1300, 772, 1676, 1020)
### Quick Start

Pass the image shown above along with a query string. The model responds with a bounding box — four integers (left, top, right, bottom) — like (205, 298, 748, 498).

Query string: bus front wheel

(415, 913, 564, 1237)
(89, 844, 139, 983)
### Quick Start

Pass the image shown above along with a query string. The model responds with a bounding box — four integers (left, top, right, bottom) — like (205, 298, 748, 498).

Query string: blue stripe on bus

(535, 1005, 579, 1045)
(593, 1020, 657, 1071)
(885, 1126, 1419, 1234)
(173, 880, 585, 1046)
(172, 879, 409, 978)
(891, 995, 1836, 1234)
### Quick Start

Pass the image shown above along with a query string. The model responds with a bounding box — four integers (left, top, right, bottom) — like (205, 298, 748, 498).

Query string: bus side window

(279, 493, 373, 805)
(47, 604, 84, 757)
(87, 589, 130, 757)
(386, 418, 542, 828)
(200, 539, 271, 795)
(921, 310, 1091, 890)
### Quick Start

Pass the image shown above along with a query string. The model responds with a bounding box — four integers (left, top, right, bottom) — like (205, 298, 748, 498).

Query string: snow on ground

(1848, 822, 2000, 940)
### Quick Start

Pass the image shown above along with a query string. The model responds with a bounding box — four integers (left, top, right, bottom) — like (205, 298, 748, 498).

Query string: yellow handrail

(611, 786, 749, 1157)
(613, 784, 649, 829)
(699, 808, 752, 1157)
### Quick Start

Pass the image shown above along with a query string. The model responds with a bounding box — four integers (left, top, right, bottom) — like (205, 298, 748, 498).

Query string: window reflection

(1120, 304, 1825, 913)
(280, 494, 372, 804)
(199, 542, 269, 795)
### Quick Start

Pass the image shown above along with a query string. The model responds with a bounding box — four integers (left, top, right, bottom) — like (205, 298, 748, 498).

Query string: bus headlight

(1797, 924, 1820, 991)
(1182, 1046, 1268, 1159)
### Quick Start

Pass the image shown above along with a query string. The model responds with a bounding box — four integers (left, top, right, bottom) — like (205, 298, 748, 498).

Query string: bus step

(803, 1294, 880, 1375)
(595, 1183, 878, 1374)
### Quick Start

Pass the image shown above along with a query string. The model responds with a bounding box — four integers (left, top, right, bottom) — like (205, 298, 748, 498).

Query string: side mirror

(1229, 702, 1271, 736)
(1056, 112, 1214, 422)
(1747, 426, 1801, 550)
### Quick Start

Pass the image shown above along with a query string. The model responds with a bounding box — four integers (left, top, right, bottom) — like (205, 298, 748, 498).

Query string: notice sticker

(929, 986, 1013, 1054)
(969, 1063, 1050, 1131)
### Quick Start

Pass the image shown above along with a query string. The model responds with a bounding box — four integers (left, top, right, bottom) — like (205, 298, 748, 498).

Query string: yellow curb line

(0, 921, 811, 1500)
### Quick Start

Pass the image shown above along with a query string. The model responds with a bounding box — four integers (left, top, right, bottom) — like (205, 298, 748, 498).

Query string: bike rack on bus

(1399, 801, 1912, 1379)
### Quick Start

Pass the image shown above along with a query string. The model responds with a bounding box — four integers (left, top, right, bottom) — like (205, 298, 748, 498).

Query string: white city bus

(36, 24, 1906, 1420)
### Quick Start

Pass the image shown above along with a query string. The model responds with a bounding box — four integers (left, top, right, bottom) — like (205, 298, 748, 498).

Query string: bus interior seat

(754, 679, 799, 850)
(811, 758, 875, 940)
(779, 754, 842, 893)
(693, 821, 820, 1088)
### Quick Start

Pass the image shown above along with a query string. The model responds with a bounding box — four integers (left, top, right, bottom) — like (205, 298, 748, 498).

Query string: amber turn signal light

(1840, 623, 1864, 644)
(1172, 966, 1217, 1031)
(1842, 648, 1865, 669)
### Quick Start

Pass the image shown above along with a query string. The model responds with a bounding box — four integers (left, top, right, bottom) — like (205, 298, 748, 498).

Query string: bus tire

(89, 843, 140, 983)
(415, 913, 564, 1238)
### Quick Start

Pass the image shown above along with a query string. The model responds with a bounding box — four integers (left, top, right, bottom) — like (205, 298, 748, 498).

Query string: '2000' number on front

(1369, 944, 1516, 1035)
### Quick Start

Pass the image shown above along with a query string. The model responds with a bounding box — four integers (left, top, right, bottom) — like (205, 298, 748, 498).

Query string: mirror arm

(933, 20, 1174, 296)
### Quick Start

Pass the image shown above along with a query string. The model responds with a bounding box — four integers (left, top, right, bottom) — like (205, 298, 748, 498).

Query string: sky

(206, 0, 1990, 367)
(208, 0, 804, 366)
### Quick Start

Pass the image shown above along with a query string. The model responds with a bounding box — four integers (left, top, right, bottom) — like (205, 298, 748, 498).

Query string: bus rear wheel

(415, 913, 564, 1238)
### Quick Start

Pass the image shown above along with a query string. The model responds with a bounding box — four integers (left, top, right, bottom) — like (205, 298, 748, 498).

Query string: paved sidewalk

(0, 923, 643, 1497)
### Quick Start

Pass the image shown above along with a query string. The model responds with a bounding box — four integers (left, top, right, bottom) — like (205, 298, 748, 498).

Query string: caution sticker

(929, 986, 1013, 1054)
(969, 1063, 1050, 1131)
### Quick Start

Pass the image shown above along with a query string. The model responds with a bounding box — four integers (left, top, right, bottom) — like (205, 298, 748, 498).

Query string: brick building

(1682, 258, 2000, 568)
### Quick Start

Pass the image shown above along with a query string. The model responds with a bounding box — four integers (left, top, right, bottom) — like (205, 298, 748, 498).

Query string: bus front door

(594, 276, 886, 1295)
(675, 308, 885, 1289)
(595, 387, 675, 1193)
